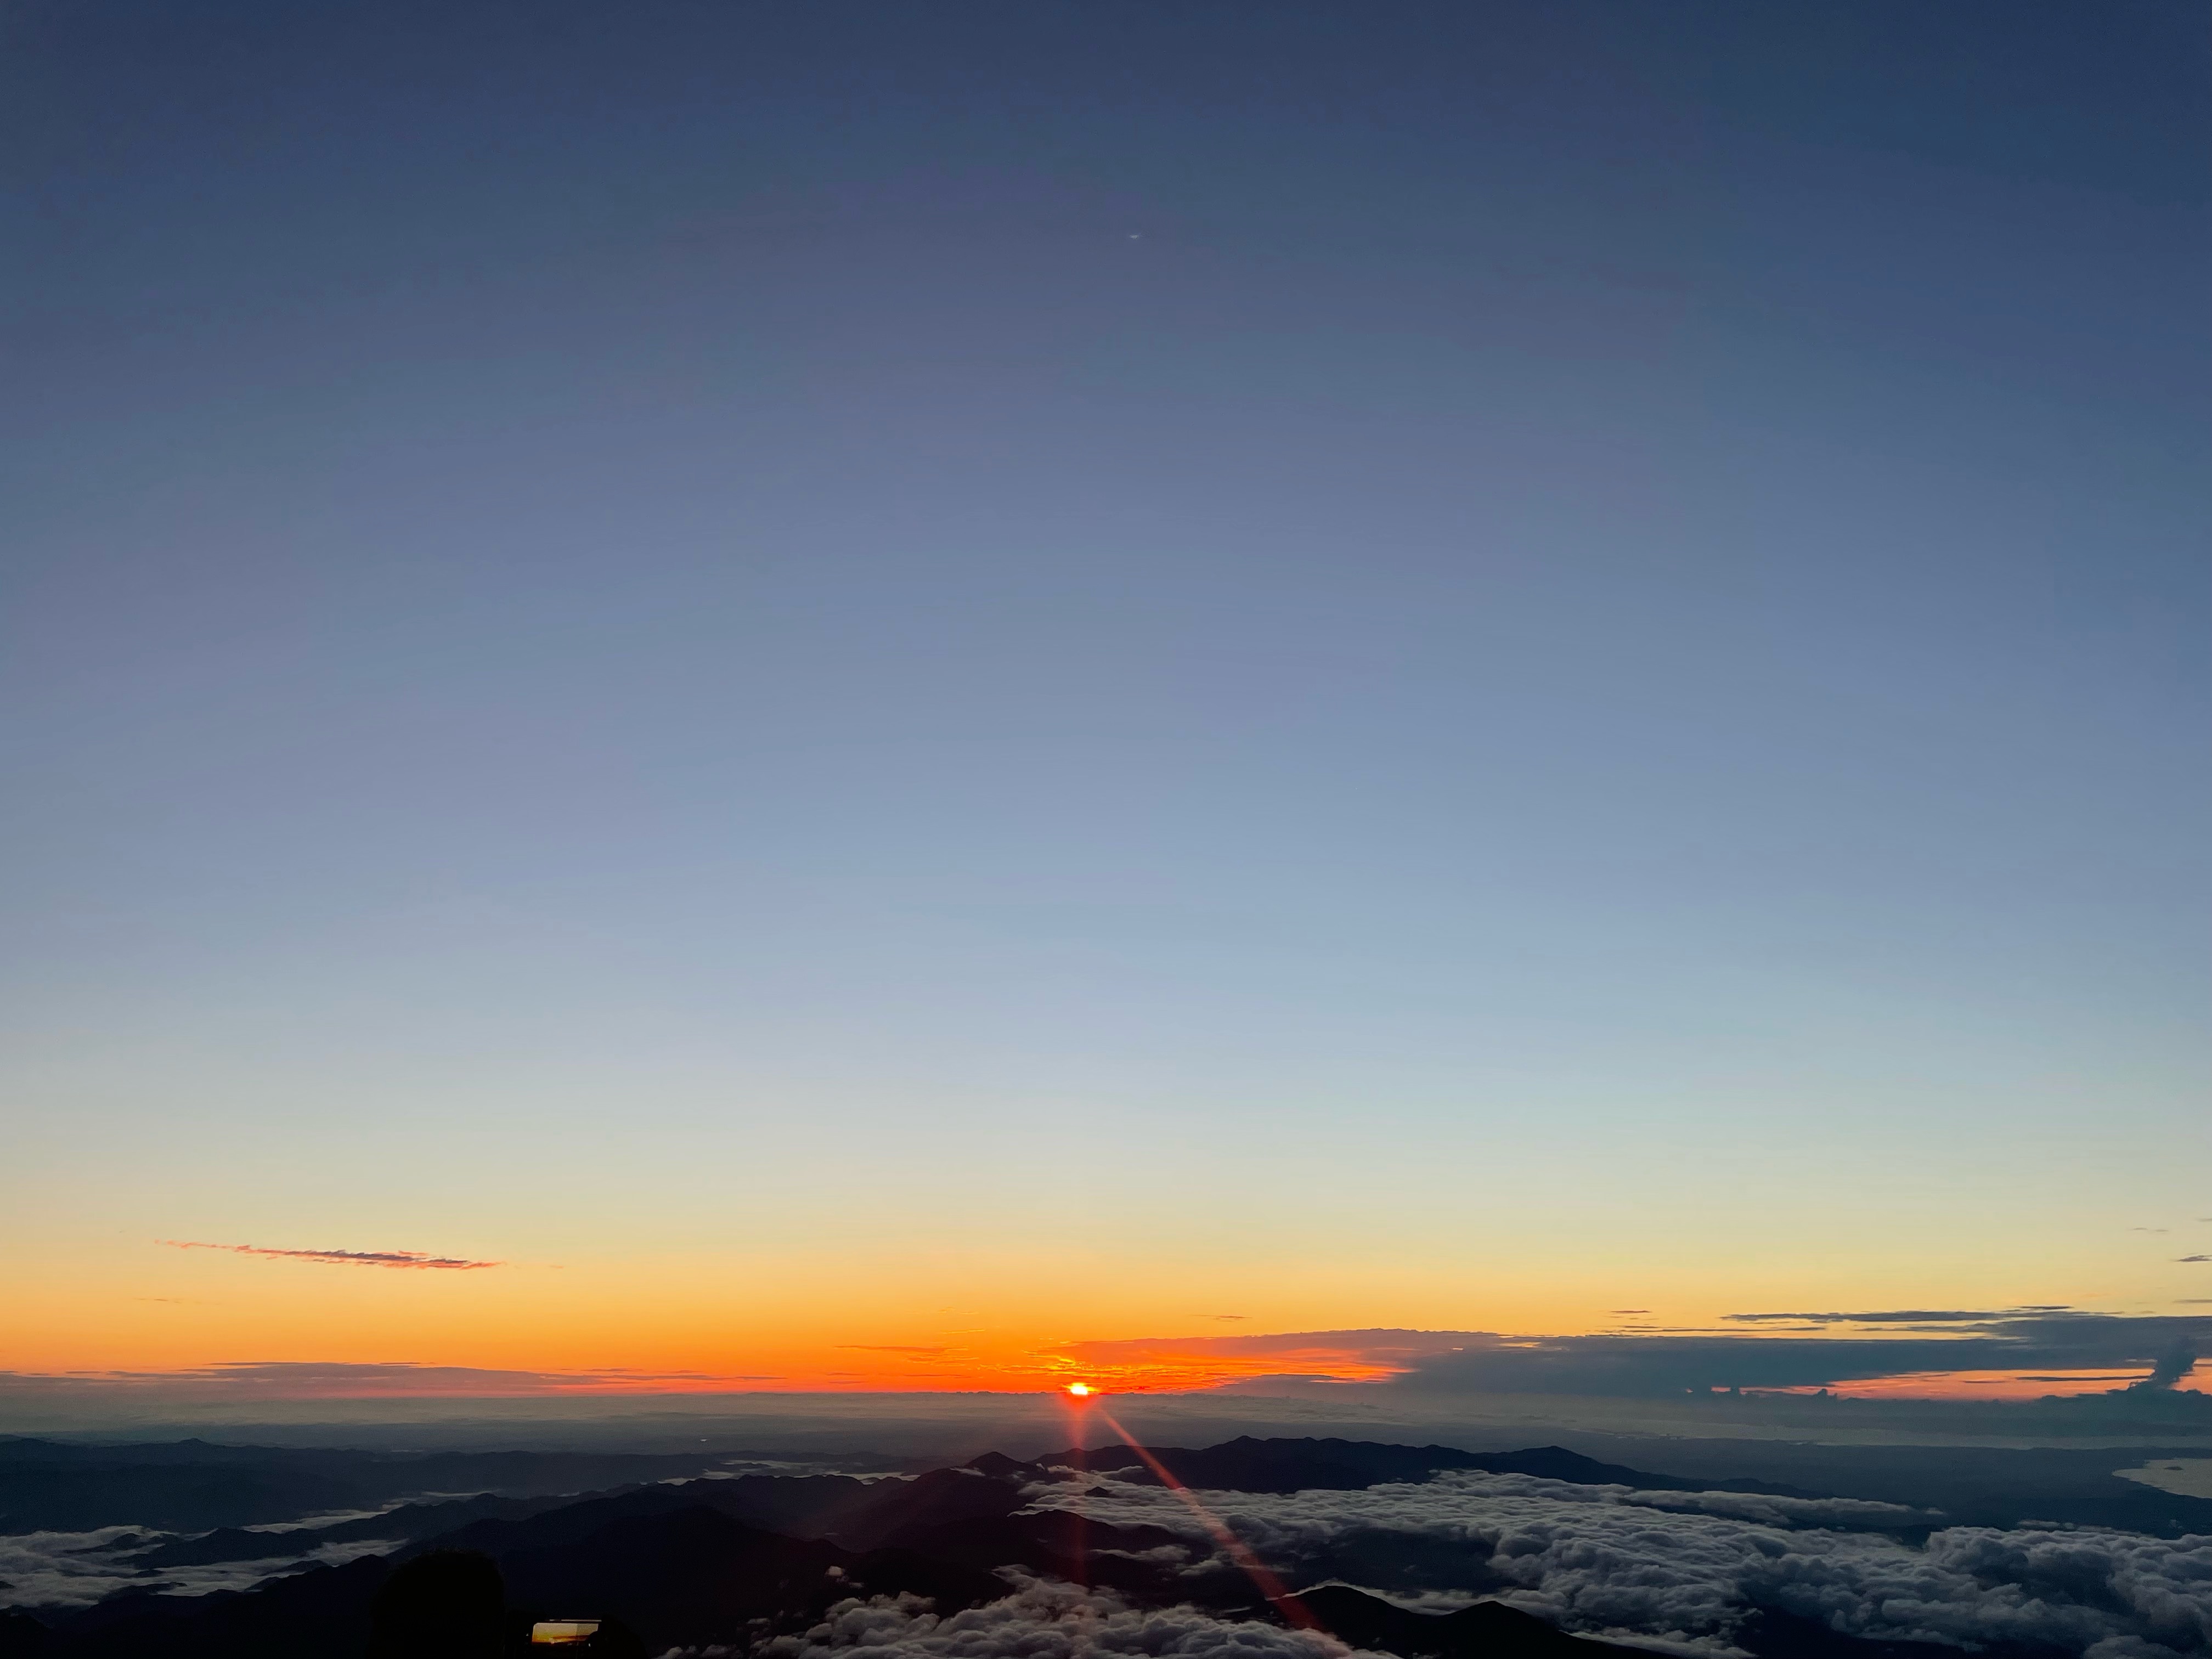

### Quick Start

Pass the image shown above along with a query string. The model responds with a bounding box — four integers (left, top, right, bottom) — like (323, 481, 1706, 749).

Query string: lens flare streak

(1092, 1404, 1318, 1631)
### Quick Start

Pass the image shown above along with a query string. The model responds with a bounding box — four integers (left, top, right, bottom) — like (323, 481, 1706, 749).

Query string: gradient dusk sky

(5, 1, 2207, 1395)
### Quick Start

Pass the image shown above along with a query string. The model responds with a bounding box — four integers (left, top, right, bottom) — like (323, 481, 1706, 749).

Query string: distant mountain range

(998, 1435, 1829, 1496)
(0, 1436, 748, 1534)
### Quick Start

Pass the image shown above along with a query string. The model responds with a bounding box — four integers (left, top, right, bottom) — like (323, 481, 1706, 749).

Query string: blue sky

(3, 1, 2207, 1380)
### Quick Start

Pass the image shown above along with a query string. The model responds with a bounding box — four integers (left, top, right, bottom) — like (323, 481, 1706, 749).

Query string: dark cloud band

(159, 1240, 501, 1270)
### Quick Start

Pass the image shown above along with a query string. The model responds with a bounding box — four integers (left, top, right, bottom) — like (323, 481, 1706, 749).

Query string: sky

(3, 0, 2208, 1401)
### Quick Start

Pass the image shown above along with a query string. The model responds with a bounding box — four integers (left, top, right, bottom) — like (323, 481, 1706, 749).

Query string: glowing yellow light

(1066, 1382, 1093, 1397)
(532, 1621, 602, 1645)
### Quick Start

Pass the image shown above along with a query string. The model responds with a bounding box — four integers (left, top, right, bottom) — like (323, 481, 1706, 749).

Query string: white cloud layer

(1024, 1471, 2212, 1656)
(672, 1578, 1380, 1659)
(0, 1525, 396, 1611)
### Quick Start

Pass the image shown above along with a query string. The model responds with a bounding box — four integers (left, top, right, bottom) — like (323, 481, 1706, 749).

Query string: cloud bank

(1069, 1314, 2209, 1398)
(677, 1579, 1378, 1659)
(1025, 1471, 2212, 1656)
(0, 1526, 397, 1611)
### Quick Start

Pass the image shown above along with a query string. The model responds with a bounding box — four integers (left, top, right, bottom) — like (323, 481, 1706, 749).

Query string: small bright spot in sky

(1066, 1382, 1093, 1397)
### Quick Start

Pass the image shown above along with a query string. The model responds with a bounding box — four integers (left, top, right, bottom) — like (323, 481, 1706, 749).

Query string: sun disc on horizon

(1066, 1382, 1093, 1397)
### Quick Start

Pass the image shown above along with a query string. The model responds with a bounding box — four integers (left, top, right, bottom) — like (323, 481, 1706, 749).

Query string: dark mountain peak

(1454, 1447, 1827, 1499)
(1022, 1437, 1488, 1495)
(1297, 1584, 1646, 1656)
(0, 1440, 745, 1535)
(123, 1526, 318, 1571)
(986, 1436, 1836, 1502)
(1027, 1447, 1137, 1474)
(1462, 1447, 1657, 1483)
(823, 1465, 1032, 1550)
(526, 1502, 787, 1555)
(403, 1487, 719, 1561)
(44, 1554, 396, 1659)
(0, 1607, 52, 1658)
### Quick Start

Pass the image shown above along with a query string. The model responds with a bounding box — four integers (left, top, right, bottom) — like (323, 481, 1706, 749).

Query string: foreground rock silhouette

(368, 1551, 504, 1659)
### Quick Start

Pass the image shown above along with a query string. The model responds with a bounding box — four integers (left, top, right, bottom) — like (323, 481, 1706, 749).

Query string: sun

(1065, 1382, 1094, 1398)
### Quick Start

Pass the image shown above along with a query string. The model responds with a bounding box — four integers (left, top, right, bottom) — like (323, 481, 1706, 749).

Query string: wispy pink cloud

(161, 1239, 501, 1270)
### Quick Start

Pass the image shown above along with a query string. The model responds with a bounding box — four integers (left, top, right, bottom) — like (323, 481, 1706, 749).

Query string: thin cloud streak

(160, 1240, 502, 1270)
(1722, 1308, 2072, 1324)
(0, 1361, 781, 1401)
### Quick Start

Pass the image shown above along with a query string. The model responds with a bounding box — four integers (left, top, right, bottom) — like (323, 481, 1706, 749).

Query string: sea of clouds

(1015, 1470, 2212, 1657)
(675, 1577, 1381, 1659)
(14, 1462, 2212, 1656)
(0, 1525, 397, 1611)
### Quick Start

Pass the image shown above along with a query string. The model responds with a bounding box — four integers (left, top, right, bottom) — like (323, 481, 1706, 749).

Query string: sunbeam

(1092, 1403, 1319, 1630)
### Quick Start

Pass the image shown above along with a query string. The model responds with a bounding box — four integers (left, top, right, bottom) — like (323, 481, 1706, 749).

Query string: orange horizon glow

(4, 1350, 2198, 1404)
(10, 1252, 2202, 1405)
